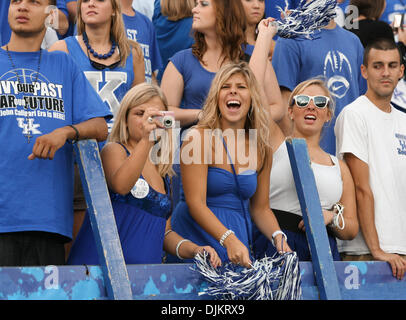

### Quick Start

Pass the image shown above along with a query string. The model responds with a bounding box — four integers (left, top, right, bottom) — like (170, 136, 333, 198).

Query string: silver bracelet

(219, 229, 235, 247)
(271, 230, 287, 247)
(164, 229, 173, 237)
(176, 239, 190, 260)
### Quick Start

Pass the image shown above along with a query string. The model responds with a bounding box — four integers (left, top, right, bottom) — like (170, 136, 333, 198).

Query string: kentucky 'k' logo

(16, 117, 41, 142)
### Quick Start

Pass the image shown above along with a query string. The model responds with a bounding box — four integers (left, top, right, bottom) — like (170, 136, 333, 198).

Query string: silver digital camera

(155, 111, 175, 129)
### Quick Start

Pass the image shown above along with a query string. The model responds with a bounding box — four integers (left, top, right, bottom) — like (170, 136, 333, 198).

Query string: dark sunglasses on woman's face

(293, 95, 330, 109)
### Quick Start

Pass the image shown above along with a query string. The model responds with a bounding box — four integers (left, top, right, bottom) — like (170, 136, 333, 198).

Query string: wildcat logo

(84, 71, 127, 117)
(17, 117, 41, 135)
(16, 117, 41, 141)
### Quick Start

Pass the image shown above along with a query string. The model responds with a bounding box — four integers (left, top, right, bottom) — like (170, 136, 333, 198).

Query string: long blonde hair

(161, 0, 194, 21)
(76, 0, 142, 67)
(109, 83, 175, 178)
(198, 62, 270, 171)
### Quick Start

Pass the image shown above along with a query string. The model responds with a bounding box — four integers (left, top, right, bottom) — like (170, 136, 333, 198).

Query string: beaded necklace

(82, 31, 117, 60)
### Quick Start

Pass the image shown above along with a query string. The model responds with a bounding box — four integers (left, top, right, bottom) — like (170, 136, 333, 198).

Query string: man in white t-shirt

(335, 38, 406, 280)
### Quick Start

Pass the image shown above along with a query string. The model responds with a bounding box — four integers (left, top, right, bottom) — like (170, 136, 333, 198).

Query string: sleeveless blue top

(64, 36, 134, 128)
(168, 138, 257, 264)
(109, 143, 172, 219)
(67, 143, 172, 265)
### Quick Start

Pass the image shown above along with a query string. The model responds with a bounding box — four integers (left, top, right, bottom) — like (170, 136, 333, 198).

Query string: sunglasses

(292, 95, 330, 109)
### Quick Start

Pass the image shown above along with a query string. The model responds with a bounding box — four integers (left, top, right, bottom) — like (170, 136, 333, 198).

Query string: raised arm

(249, 18, 285, 123)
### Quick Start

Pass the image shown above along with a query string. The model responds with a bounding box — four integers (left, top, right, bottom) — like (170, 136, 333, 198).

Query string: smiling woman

(166, 62, 292, 268)
(67, 83, 221, 268)
(252, 78, 359, 262)
(48, 0, 145, 121)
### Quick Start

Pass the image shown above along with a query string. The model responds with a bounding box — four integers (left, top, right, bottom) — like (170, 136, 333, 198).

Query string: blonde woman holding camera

(67, 83, 221, 267)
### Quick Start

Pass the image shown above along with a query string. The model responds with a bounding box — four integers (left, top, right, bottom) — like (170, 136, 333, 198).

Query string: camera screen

(393, 14, 403, 28)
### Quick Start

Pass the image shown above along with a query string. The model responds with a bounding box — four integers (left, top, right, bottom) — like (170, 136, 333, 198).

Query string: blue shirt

(381, 0, 406, 25)
(0, 48, 111, 239)
(64, 36, 134, 131)
(272, 24, 367, 154)
(152, 0, 194, 81)
(170, 45, 254, 112)
(122, 10, 162, 83)
(0, 0, 10, 46)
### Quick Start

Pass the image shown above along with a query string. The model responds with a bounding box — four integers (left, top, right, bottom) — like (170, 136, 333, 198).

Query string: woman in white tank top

(253, 78, 359, 261)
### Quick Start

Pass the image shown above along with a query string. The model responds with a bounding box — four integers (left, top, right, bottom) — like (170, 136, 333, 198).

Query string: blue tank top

(64, 36, 135, 129)
(109, 143, 172, 219)
(170, 46, 254, 112)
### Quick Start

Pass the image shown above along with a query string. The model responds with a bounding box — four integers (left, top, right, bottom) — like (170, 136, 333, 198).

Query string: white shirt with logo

(335, 95, 406, 255)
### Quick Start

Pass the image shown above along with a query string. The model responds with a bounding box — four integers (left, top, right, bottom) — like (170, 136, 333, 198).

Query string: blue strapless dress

(167, 166, 257, 264)
(67, 144, 172, 265)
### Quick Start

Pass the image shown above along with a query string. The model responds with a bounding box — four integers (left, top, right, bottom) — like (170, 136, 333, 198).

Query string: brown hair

(349, 0, 386, 20)
(363, 38, 402, 66)
(161, 0, 194, 21)
(192, 0, 247, 66)
(76, 0, 142, 67)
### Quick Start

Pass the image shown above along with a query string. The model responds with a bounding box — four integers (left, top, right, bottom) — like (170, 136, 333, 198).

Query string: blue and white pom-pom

(192, 252, 302, 300)
(275, 0, 338, 39)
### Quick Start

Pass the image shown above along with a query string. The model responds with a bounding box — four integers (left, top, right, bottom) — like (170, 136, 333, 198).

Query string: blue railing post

(286, 138, 341, 300)
(74, 139, 133, 300)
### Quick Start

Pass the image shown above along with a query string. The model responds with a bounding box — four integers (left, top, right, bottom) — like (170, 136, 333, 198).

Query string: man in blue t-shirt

(0, 0, 111, 267)
(272, 3, 367, 155)
(121, 0, 163, 84)
(0, 0, 69, 46)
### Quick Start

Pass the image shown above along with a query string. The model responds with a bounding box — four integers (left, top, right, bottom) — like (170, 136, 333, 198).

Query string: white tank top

(270, 141, 343, 216)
